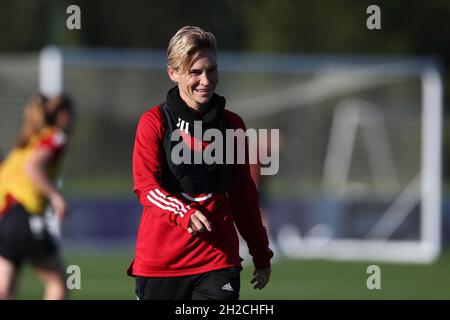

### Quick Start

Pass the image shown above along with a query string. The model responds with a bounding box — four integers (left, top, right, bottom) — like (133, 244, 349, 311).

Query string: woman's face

(168, 49, 218, 110)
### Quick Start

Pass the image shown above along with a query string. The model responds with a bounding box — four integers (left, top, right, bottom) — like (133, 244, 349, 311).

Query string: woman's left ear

(167, 66, 178, 84)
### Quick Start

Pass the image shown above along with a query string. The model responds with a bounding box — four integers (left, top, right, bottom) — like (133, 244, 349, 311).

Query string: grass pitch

(16, 248, 450, 300)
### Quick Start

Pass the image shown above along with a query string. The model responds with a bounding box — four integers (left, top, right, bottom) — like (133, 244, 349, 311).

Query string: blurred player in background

(128, 26, 273, 300)
(0, 94, 74, 300)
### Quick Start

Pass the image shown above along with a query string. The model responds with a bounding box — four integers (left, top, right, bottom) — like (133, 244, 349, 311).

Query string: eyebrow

(189, 65, 218, 72)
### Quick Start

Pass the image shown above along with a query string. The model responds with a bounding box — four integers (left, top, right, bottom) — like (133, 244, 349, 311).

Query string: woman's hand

(49, 192, 67, 220)
(251, 267, 271, 289)
(187, 210, 212, 235)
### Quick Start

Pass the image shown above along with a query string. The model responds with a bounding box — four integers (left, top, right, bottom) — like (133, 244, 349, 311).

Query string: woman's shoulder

(137, 104, 166, 136)
(35, 127, 67, 150)
(140, 104, 164, 122)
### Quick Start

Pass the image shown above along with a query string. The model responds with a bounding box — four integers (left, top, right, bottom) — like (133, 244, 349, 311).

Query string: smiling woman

(168, 52, 218, 111)
(128, 26, 273, 300)
(167, 27, 219, 112)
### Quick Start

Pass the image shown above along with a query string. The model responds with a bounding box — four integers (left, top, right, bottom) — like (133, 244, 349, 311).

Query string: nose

(200, 71, 211, 86)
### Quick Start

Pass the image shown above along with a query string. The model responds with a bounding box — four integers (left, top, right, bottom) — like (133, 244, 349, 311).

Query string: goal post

(230, 56, 443, 264)
(420, 66, 442, 260)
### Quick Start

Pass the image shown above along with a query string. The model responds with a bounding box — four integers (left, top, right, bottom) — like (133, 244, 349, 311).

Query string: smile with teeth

(195, 88, 211, 93)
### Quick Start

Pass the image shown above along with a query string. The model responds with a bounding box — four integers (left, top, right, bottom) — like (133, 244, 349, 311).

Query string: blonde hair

(16, 95, 47, 148)
(167, 26, 217, 73)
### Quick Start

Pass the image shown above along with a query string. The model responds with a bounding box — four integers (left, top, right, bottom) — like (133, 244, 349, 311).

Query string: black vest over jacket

(160, 87, 230, 193)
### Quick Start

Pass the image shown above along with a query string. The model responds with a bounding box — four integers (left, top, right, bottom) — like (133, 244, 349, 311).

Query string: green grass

(16, 249, 450, 300)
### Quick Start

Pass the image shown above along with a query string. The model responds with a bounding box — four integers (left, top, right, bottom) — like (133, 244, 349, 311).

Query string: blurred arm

(25, 147, 66, 218)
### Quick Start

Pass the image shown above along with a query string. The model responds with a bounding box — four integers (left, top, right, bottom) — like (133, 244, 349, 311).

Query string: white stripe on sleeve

(155, 189, 189, 213)
(146, 192, 185, 218)
(149, 190, 182, 212)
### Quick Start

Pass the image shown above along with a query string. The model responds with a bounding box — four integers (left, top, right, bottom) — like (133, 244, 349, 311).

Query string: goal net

(36, 48, 442, 263)
(0, 53, 39, 158)
(223, 54, 442, 263)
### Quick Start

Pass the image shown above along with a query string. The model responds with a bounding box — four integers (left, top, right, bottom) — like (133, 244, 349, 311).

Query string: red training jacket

(128, 105, 272, 277)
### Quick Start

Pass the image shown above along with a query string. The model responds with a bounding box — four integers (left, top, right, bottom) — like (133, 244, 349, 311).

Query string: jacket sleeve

(226, 112, 273, 270)
(132, 107, 197, 230)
